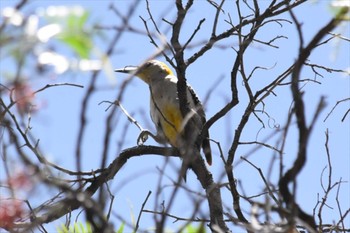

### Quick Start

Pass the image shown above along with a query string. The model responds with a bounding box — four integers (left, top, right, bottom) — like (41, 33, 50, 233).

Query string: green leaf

(185, 224, 195, 233)
(57, 11, 93, 58)
(59, 33, 92, 58)
(86, 222, 93, 233)
(57, 224, 69, 233)
(329, 0, 350, 20)
(57, 222, 93, 233)
(117, 222, 125, 233)
(182, 223, 206, 233)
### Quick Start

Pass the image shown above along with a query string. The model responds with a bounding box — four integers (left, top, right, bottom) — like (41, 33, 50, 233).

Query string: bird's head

(115, 60, 173, 84)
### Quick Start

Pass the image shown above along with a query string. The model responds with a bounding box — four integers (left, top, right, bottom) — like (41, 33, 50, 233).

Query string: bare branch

(183, 18, 206, 51)
(135, 191, 152, 232)
(324, 97, 350, 122)
(240, 156, 280, 206)
(210, 0, 225, 36)
(278, 5, 349, 232)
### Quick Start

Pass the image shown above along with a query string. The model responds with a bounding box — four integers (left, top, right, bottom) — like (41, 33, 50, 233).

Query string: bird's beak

(115, 64, 149, 83)
(114, 66, 139, 74)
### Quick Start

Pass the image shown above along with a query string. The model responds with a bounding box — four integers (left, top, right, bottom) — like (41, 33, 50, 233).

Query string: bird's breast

(149, 83, 182, 146)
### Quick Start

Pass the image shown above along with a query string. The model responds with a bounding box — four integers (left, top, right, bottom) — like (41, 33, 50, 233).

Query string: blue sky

(1, 0, 349, 232)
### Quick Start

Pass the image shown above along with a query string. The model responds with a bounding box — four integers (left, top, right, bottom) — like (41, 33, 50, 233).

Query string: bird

(114, 60, 212, 168)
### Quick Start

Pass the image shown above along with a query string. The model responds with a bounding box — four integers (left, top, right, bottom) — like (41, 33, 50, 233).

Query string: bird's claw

(137, 130, 150, 145)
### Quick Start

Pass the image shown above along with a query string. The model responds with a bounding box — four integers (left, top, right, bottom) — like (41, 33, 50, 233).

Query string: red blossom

(0, 199, 24, 230)
(7, 170, 33, 190)
(13, 81, 36, 115)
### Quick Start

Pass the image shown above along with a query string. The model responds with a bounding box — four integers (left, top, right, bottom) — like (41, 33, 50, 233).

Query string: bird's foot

(137, 130, 154, 146)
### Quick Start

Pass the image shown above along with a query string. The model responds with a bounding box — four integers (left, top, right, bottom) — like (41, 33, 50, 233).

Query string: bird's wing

(187, 84, 212, 165)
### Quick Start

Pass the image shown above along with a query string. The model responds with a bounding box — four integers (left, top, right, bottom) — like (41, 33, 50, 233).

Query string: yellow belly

(160, 104, 183, 147)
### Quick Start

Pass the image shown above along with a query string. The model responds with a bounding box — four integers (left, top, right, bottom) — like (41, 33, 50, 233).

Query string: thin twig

(135, 191, 152, 232)
(323, 97, 350, 122)
(99, 100, 144, 131)
(34, 83, 84, 94)
(240, 156, 280, 206)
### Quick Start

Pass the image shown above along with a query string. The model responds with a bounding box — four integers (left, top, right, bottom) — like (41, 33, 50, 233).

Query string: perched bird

(115, 60, 212, 167)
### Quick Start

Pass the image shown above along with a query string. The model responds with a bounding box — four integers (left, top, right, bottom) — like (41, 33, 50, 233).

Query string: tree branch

(278, 6, 349, 232)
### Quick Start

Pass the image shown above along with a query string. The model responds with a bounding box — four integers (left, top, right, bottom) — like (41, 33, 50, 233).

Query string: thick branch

(14, 146, 178, 228)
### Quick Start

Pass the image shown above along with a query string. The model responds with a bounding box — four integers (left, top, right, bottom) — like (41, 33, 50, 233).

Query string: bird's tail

(202, 135, 212, 166)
